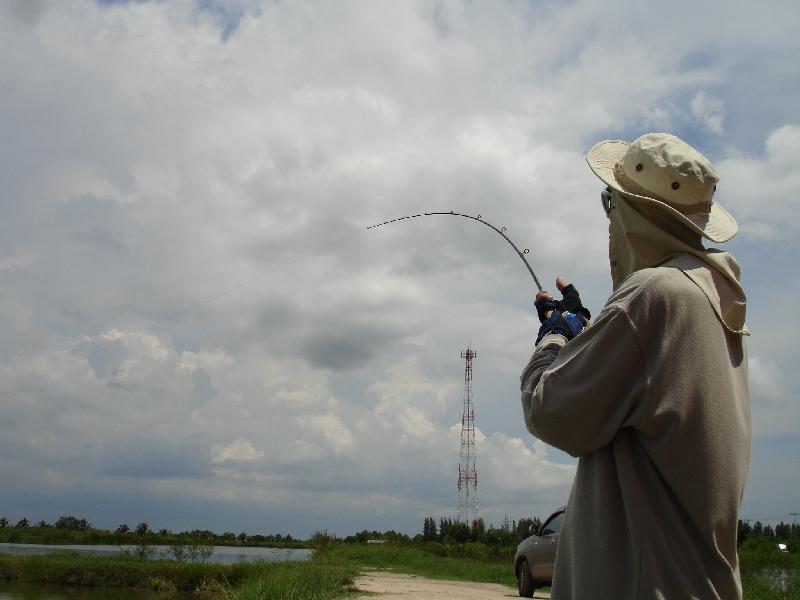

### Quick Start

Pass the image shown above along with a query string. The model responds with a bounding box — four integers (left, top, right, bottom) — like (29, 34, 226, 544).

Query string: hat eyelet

(635, 163, 643, 172)
(671, 181, 680, 190)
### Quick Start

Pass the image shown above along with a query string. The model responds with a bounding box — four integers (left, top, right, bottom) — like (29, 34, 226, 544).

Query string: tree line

(738, 519, 800, 546)
(0, 514, 302, 548)
(421, 516, 542, 546)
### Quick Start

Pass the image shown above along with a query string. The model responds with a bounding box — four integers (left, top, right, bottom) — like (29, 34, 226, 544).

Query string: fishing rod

(366, 211, 544, 291)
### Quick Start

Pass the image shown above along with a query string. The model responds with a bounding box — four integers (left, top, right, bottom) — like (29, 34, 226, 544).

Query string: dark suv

(513, 506, 565, 597)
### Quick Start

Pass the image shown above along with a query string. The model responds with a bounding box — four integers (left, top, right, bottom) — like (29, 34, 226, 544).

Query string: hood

(609, 189, 748, 336)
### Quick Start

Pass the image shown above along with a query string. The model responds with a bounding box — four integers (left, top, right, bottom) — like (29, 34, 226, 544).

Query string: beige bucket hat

(586, 132, 737, 243)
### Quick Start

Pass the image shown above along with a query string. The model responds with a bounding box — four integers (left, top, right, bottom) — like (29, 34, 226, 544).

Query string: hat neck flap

(609, 191, 748, 335)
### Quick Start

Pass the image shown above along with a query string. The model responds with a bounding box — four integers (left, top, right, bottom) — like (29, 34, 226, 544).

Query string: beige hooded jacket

(521, 193, 750, 600)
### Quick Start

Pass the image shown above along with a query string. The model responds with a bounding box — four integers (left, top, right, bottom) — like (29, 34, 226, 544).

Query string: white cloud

(212, 438, 265, 464)
(718, 125, 800, 239)
(305, 413, 356, 455)
(748, 356, 798, 438)
(691, 91, 725, 134)
(0, 0, 798, 535)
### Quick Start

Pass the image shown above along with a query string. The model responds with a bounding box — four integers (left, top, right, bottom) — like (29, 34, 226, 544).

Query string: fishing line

(366, 211, 544, 291)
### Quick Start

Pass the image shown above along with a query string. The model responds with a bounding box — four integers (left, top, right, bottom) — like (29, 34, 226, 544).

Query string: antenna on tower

(457, 345, 479, 525)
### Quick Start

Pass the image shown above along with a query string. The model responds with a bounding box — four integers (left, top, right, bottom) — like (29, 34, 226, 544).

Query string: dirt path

(354, 571, 551, 600)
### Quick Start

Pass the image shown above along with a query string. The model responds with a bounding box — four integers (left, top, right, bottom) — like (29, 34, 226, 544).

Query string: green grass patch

(0, 551, 358, 600)
(319, 543, 516, 587)
(742, 571, 800, 600)
(0, 552, 261, 593)
(230, 559, 358, 600)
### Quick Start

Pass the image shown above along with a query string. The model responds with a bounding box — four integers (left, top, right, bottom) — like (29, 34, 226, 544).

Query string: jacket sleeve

(520, 305, 647, 457)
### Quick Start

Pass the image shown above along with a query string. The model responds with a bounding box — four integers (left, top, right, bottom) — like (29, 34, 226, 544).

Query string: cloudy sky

(1, 0, 798, 538)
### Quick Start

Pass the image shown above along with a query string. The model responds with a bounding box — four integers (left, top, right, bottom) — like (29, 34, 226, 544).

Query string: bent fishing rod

(366, 211, 544, 291)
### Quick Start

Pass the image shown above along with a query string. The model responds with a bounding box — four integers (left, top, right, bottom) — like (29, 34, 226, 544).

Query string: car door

(531, 509, 565, 581)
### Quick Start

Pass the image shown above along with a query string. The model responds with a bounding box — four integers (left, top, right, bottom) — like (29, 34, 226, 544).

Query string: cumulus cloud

(718, 125, 800, 239)
(748, 356, 799, 438)
(691, 91, 725, 134)
(212, 438, 265, 464)
(0, 0, 798, 535)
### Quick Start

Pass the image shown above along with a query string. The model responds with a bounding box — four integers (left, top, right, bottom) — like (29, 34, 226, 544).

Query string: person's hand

(534, 277, 591, 344)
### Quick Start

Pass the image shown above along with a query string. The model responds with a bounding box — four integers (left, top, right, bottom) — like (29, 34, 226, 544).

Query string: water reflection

(0, 544, 311, 565)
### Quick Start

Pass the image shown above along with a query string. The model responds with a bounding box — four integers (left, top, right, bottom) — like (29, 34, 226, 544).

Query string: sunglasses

(600, 186, 614, 217)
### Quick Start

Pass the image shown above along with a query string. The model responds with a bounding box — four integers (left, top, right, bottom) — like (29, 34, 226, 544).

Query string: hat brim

(586, 140, 738, 243)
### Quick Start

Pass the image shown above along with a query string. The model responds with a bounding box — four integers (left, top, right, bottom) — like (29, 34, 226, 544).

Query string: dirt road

(354, 571, 551, 600)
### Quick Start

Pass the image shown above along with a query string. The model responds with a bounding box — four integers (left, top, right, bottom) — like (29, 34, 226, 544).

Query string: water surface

(0, 543, 311, 565)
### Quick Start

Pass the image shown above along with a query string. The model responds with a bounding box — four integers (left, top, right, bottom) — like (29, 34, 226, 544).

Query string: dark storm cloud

(98, 438, 211, 479)
(300, 329, 386, 370)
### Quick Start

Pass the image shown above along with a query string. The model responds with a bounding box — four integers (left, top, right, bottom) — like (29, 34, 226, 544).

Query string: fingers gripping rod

(366, 211, 544, 291)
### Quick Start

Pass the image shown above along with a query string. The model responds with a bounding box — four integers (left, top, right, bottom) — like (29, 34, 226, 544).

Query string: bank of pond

(0, 541, 797, 600)
(0, 551, 356, 600)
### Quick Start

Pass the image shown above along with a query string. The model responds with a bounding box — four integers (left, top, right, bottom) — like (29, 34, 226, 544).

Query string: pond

(0, 581, 200, 599)
(0, 544, 312, 565)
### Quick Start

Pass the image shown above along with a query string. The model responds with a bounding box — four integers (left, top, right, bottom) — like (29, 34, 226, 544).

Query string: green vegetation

(319, 543, 515, 586)
(1, 515, 798, 599)
(230, 560, 358, 600)
(0, 552, 358, 600)
(0, 514, 306, 549)
(0, 552, 259, 593)
(740, 537, 800, 599)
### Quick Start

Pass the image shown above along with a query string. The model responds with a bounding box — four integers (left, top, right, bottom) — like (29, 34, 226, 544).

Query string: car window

(540, 511, 565, 535)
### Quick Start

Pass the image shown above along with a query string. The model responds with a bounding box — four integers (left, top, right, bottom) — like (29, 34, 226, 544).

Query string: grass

(740, 538, 800, 599)
(323, 542, 800, 600)
(230, 560, 358, 600)
(0, 551, 261, 593)
(0, 551, 359, 600)
(319, 543, 516, 587)
(742, 571, 800, 600)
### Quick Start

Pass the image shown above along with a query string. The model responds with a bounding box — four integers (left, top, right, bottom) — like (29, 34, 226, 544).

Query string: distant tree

(158, 528, 171, 537)
(517, 517, 542, 540)
(384, 530, 409, 543)
(446, 522, 471, 544)
(15, 518, 29, 528)
(0, 517, 8, 528)
(753, 521, 764, 537)
(763, 525, 775, 538)
(190, 529, 215, 540)
(737, 520, 752, 546)
(55, 515, 90, 531)
(220, 532, 236, 542)
(116, 523, 130, 534)
(422, 517, 437, 541)
(775, 522, 791, 540)
(237, 532, 248, 542)
(438, 517, 452, 542)
(135, 522, 150, 536)
(35, 520, 52, 529)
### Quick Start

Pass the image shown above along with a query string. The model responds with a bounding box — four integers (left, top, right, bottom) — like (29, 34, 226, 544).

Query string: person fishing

(520, 133, 750, 599)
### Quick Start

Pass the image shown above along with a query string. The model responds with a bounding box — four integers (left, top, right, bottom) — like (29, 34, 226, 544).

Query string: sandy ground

(354, 571, 551, 600)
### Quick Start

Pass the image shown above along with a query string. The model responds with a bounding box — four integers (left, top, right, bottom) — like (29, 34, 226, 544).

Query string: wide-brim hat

(586, 133, 737, 243)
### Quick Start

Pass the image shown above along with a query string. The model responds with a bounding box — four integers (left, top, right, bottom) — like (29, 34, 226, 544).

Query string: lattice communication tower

(457, 346, 479, 524)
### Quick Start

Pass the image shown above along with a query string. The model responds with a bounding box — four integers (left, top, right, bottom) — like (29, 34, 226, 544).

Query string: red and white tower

(457, 346, 479, 524)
